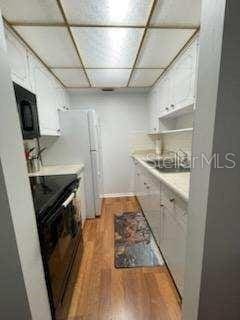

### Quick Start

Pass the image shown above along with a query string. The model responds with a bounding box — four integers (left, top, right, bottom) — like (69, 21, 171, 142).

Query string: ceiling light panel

(51, 68, 89, 87)
(86, 69, 131, 87)
(0, 0, 64, 23)
(14, 26, 81, 67)
(130, 69, 164, 87)
(137, 29, 196, 68)
(71, 27, 144, 68)
(150, 0, 201, 27)
(61, 0, 153, 26)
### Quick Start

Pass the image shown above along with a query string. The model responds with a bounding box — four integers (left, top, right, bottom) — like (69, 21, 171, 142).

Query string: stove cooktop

(29, 174, 77, 219)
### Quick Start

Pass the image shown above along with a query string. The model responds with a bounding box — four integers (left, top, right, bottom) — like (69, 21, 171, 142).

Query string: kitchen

(1, 1, 240, 320)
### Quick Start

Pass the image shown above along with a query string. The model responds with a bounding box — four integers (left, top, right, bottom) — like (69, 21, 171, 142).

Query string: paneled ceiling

(0, 0, 201, 89)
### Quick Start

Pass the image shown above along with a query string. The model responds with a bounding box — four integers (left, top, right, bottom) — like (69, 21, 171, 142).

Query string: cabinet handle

(160, 203, 164, 207)
(169, 198, 175, 202)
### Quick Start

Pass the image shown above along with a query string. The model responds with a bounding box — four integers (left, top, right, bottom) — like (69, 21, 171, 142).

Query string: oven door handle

(62, 192, 75, 208)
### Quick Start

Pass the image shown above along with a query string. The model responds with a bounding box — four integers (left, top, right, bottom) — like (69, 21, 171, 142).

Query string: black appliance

(30, 175, 83, 320)
(13, 82, 40, 139)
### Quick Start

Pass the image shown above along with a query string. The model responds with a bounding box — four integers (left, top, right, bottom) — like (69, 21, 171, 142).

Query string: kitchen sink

(145, 159, 191, 173)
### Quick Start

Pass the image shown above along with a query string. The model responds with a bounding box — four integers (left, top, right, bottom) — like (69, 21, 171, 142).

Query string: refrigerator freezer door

(87, 110, 99, 151)
(43, 110, 96, 219)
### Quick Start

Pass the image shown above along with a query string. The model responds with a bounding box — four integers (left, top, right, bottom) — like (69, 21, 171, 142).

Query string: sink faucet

(177, 149, 190, 168)
(166, 149, 190, 168)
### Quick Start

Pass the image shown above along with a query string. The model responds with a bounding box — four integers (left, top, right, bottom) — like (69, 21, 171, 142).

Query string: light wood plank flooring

(66, 197, 182, 320)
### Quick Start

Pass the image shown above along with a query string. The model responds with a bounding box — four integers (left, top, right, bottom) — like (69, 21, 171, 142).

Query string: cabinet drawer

(161, 184, 188, 226)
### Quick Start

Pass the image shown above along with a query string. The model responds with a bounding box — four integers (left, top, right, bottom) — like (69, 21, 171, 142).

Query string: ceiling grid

(0, 0, 201, 89)
(127, 0, 159, 87)
(55, 0, 91, 86)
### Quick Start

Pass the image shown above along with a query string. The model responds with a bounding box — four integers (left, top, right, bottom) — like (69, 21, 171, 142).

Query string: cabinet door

(135, 165, 144, 209)
(75, 173, 87, 228)
(170, 41, 197, 110)
(54, 82, 70, 111)
(34, 65, 60, 136)
(134, 162, 141, 199)
(6, 30, 32, 91)
(139, 170, 149, 214)
(141, 170, 162, 245)
(161, 206, 187, 295)
(79, 173, 87, 226)
(171, 66, 194, 108)
(148, 89, 159, 133)
(159, 76, 170, 117)
(134, 161, 138, 196)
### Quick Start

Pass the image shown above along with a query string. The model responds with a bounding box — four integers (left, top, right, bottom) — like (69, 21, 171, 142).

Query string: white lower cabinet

(75, 171, 87, 227)
(143, 171, 162, 246)
(161, 206, 186, 295)
(133, 160, 187, 295)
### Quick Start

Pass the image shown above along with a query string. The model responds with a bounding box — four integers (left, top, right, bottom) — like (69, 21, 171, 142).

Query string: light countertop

(28, 164, 84, 177)
(132, 155, 190, 202)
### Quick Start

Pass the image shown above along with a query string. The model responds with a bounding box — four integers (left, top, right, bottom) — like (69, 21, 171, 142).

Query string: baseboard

(101, 192, 135, 198)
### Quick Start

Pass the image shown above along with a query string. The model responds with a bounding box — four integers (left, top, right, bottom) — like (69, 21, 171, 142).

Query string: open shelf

(159, 127, 193, 134)
(159, 100, 195, 120)
(148, 127, 193, 135)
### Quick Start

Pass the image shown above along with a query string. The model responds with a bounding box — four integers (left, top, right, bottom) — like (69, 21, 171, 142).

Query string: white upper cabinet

(34, 64, 60, 136)
(5, 27, 70, 137)
(148, 89, 159, 133)
(6, 30, 33, 92)
(148, 37, 198, 129)
(158, 75, 171, 116)
(169, 40, 197, 110)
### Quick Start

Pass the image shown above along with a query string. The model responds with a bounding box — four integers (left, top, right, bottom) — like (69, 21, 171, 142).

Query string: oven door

(41, 194, 81, 309)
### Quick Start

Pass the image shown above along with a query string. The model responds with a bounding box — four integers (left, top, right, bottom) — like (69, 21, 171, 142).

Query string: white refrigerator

(44, 109, 103, 218)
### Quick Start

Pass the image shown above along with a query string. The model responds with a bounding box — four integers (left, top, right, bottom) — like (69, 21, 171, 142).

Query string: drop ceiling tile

(71, 27, 144, 68)
(136, 29, 196, 68)
(150, 0, 201, 27)
(130, 69, 164, 87)
(86, 69, 131, 87)
(61, 0, 153, 26)
(14, 26, 81, 67)
(51, 68, 89, 87)
(0, 0, 64, 23)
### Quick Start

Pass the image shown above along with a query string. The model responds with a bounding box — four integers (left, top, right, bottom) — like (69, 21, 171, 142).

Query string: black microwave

(13, 82, 40, 139)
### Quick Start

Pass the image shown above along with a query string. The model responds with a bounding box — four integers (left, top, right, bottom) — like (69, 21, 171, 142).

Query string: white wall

(183, 0, 240, 318)
(0, 13, 51, 320)
(69, 91, 149, 196)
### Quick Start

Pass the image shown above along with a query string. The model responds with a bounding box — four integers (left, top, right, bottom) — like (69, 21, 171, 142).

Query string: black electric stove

(30, 174, 83, 320)
(29, 174, 78, 219)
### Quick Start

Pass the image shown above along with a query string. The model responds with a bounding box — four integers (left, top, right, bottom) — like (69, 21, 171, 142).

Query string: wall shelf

(159, 127, 193, 134)
(148, 127, 193, 135)
(159, 100, 195, 120)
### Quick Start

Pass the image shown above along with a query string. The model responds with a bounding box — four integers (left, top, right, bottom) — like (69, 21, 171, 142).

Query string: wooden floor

(66, 197, 182, 320)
